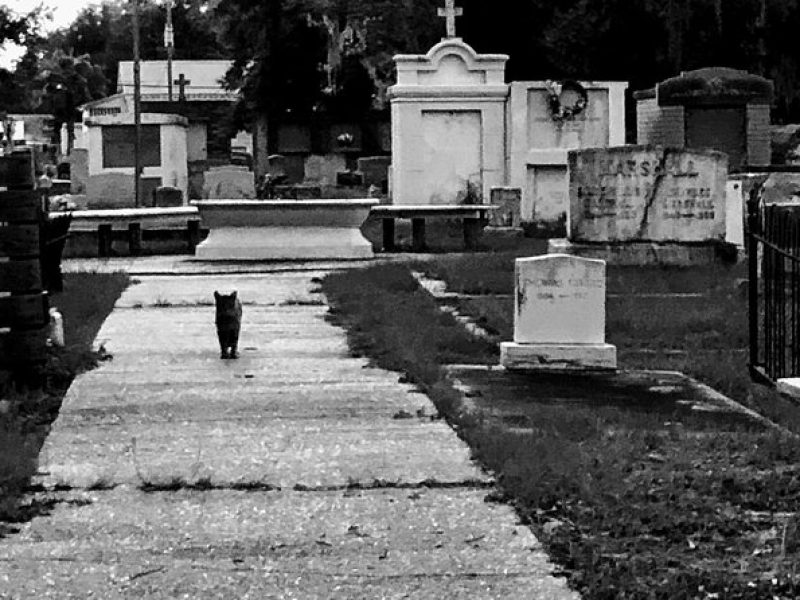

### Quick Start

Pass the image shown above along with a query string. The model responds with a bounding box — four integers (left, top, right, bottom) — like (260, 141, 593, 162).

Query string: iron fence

(748, 187, 800, 384)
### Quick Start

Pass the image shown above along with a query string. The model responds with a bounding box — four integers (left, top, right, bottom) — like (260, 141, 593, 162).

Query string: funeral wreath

(545, 80, 588, 122)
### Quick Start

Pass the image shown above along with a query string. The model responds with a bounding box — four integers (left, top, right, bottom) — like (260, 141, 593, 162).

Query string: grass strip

(323, 261, 800, 599)
(418, 251, 800, 434)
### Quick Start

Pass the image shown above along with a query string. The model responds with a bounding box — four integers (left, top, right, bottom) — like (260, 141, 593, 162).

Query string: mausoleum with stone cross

(388, 1, 627, 232)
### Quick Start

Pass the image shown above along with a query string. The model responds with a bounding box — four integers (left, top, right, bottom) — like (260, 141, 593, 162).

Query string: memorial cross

(438, 0, 463, 38)
(174, 73, 191, 102)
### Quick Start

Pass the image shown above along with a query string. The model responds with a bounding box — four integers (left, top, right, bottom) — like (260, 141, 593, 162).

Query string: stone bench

(52, 207, 202, 257)
(370, 205, 496, 252)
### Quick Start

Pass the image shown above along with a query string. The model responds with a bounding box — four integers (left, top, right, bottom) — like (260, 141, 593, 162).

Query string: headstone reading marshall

(569, 146, 727, 242)
(500, 254, 617, 371)
(549, 146, 729, 264)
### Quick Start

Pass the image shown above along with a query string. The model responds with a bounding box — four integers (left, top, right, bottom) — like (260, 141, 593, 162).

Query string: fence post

(747, 184, 762, 380)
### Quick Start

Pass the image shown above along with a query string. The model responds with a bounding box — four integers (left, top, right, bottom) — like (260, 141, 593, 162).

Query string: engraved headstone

(500, 254, 616, 371)
(569, 146, 728, 243)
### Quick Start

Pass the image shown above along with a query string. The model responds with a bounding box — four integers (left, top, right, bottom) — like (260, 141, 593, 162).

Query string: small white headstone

(501, 254, 616, 371)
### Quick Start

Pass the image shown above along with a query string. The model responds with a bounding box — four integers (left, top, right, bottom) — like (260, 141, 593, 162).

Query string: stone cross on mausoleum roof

(438, 0, 463, 38)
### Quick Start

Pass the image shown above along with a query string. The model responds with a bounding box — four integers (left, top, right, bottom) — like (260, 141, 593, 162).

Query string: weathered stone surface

(357, 156, 391, 189)
(513, 254, 606, 345)
(202, 166, 256, 199)
(547, 238, 722, 266)
(192, 200, 376, 260)
(62, 256, 374, 275)
(569, 146, 728, 243)
(489, 187, 522, 227)
(501, 254, 617, 371)
(500, 341, 617, 371)
(304, 154, 347, 186)
(0, 489, 578, 599)
(67, 148, 89, 195)
(86, 172, 135, 207)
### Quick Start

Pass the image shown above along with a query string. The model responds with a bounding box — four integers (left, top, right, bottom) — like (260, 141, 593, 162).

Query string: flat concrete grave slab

(447, 366, 772, 430)
(1, 488, 577, 599)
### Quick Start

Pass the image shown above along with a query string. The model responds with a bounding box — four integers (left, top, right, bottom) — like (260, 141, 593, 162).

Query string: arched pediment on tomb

(392, 38, 508, 90)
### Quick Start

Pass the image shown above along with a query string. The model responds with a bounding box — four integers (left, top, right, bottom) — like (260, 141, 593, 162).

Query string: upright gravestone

(500, 254, 617, 371)
(67, 149, 89, 195)
(488, 187, 522, 228)
(202, 166, 256, 200)
(548, 146, 729, 264)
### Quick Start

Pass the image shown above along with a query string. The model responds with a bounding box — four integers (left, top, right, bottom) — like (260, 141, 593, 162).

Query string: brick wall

(746, 104, 771, 166)
(636, 99, 685, 146)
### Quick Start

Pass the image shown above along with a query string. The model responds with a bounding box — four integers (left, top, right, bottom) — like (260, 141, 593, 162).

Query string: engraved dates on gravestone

(569, 146, 728, 243)
(514, 254, 606, 345)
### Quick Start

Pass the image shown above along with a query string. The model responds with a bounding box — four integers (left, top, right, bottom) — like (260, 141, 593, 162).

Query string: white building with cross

(388, 0, 627, 231)
(70, 59, 244, 204)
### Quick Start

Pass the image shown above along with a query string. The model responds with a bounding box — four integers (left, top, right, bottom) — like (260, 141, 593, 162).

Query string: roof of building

(117, 60, 237, 102)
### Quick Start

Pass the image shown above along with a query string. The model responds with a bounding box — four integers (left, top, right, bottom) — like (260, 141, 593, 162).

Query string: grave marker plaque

(569, 146, 728, 243)
(501, 254, 616, 371)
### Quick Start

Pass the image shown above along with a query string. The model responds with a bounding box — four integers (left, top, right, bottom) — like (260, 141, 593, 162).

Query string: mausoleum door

(685, 107, 746, 169)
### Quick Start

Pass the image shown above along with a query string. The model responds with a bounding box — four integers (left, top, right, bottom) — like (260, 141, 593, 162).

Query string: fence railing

(747, 187, 800, 384)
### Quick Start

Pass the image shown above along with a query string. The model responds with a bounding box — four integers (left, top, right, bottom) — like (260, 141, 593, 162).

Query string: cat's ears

(213, 291, 237, 300)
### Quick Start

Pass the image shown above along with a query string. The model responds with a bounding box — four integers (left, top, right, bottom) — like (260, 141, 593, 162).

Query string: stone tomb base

(547, 238, 729, 266)
(192, 200, 377, 260)
(500, 342, 617, 372)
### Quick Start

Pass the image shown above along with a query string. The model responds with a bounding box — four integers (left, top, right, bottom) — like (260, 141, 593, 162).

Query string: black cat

(214, 291, 242, 359)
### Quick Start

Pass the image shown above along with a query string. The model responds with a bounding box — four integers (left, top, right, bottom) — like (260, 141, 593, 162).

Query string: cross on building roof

(438, 0, 463, 38)
(174, 73, 191, 102)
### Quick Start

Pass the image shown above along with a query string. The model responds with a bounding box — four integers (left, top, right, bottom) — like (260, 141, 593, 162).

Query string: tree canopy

(6, 0, 800, 124)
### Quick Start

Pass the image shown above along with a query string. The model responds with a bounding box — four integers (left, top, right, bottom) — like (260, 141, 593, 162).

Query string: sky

(0, 0, 98, 68)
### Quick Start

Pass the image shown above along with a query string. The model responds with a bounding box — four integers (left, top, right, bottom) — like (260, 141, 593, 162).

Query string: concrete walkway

(1, 262, 578, 598)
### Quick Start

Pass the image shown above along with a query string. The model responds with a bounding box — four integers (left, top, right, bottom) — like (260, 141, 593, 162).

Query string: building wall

(636, 99, 685, 146)
(85, 117, 188, 202)
(141, 101, 233, 160)
(507, 81, 627, 224)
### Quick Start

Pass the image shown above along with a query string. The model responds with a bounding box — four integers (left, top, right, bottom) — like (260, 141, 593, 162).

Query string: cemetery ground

(0, 271, 129, 529)
(322, 241, 800, 599)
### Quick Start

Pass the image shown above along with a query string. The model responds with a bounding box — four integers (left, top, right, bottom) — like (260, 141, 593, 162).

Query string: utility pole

(133, 0, 142, 208)
(165, 0, 175, 102)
